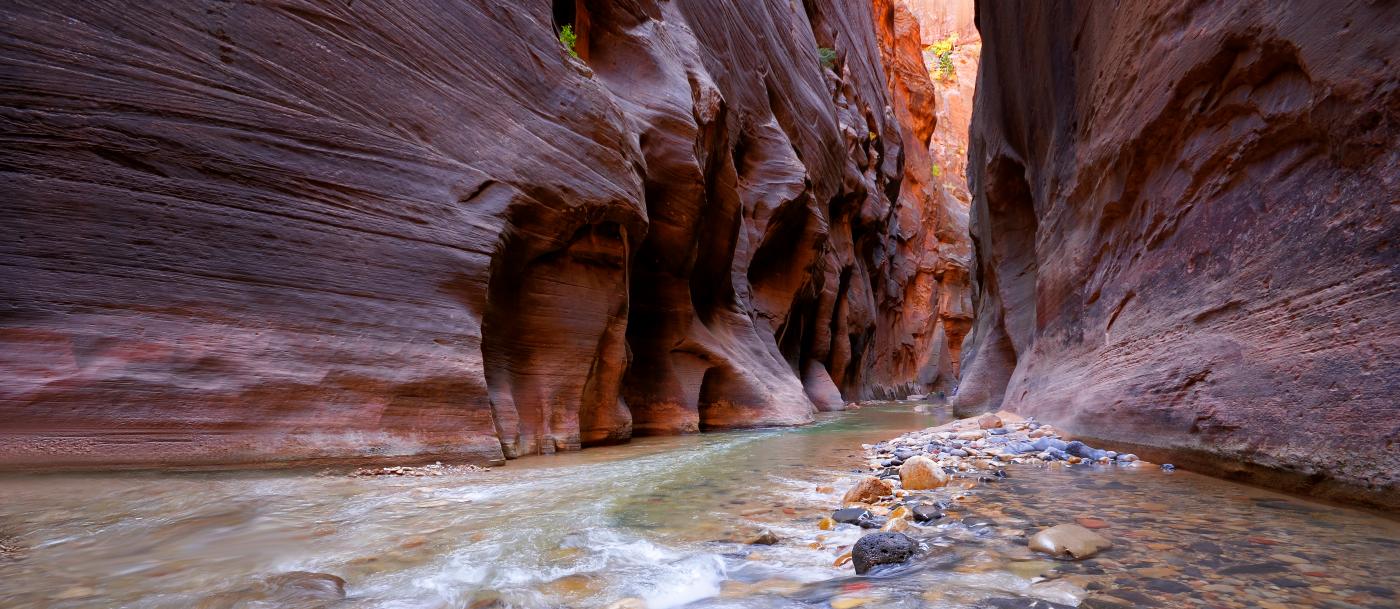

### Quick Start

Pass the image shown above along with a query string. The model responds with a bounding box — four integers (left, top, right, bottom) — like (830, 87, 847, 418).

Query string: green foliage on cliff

(818, 47, 837, 70)
(559, 24, 578, 58)
(928, 34, 957, 82)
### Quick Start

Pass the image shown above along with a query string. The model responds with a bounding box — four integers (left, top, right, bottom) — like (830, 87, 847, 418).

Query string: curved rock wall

(958, 1, 1400, 508)
(0, 0, 967, 467)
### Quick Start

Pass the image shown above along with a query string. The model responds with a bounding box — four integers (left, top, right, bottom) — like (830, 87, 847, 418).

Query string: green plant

(817, 47, 837, 70)
(559, 24, 578, 58)
(931, 163, 942, 178)
(927, 33, 957, 82)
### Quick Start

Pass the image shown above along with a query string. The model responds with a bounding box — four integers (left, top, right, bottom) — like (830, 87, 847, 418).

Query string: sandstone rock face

(958, 1, 1400, 508)
(859, 0, 976, 395)
(0, 1, 960, 467)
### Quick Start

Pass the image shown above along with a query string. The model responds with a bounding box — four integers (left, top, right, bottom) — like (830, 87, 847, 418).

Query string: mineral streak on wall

(956, 0, 1399, 508)
(0, 1, 968, 467)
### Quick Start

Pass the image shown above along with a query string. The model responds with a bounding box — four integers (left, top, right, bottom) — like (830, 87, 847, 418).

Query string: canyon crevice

(0, 1, 972, 467)
(956, 0, 1399, 509)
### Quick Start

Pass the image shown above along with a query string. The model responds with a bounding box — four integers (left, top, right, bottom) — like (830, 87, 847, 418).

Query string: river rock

(978, 414, 1003, 429)
(1028, 524, 1113, 559)
(909, 503, 945, 522)
(748, 529, 779, 545)
(898, 456, 950, 490)
(832, 507, 872, 525)
(842, 477, 894, 504)
(851, 532, 918, 574)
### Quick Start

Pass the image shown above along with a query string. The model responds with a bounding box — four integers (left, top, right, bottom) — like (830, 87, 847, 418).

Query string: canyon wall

(0, 0, 966, 467)
(958, 0, 1400, 508)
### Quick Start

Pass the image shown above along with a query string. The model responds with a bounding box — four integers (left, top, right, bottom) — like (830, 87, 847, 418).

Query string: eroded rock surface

(0, 1, 965, 467)
(957, 1, 1400, 508)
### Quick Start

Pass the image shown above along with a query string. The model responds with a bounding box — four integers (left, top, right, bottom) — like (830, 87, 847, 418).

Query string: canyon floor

(1, 403, 1396, 609)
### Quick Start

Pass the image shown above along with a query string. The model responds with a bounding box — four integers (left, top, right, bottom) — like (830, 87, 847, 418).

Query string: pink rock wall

(958, 0, 1400, 508)
(0, 0, 966, 467)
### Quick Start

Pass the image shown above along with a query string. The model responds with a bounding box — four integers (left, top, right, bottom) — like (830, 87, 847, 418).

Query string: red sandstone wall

(0, 0, 963, 467)
(958, 0, 1400, 508)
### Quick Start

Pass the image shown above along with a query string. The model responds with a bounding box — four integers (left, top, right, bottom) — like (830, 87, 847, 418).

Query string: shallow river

(1, 404, 1396, 608)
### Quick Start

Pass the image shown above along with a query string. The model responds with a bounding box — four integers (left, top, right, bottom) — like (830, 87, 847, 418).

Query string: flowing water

(0, 403, 1396, 609)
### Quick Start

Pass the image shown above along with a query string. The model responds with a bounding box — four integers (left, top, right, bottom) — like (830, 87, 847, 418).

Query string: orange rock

(977, 414, 1003, 429)
(842, 477, 895, 505)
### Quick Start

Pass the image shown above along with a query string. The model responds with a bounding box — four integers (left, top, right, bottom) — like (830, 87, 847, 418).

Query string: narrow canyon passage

(1, 0, 1397, 608)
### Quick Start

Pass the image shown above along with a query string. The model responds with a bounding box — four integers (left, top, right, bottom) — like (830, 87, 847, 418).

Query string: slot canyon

(0, 1, 1397, 608)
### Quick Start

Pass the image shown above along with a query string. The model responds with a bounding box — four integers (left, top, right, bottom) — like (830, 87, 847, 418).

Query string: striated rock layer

(0, 1, 967, 467)
(957, 1, 1400, 508)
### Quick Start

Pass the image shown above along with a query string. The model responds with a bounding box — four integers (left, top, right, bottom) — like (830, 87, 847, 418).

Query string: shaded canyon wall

(0, 0, 967, 467)
(957, 0, 1400, 508)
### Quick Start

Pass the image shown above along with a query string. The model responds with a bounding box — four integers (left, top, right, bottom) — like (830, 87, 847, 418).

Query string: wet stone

(833, 508, 874, 526)
(1143, 578, 1191, 593)
(1218, 562, 1288, 575)
(1102, 589, 1160, 606)
(979, 597, 1078, 609)
(910, 503, 944, 522)
(851, 532, 918, 575)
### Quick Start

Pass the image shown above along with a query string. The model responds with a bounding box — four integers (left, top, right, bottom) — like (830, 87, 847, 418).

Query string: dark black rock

(1103, 589, 1161, 606)
(1218, 562, 1287, 575)
(910, 503, 944, 522)
(1272, 578, 1309, 588)
(832, 508, 871, 524)
(1356, 585, 1395, 598)
(1186, 541, 1221, 555)
(851, 532, 918, 574)
(1065, 441, 1095, 458)
(1143, 579, 1191, 593)
(1161, 463, 1175, 471)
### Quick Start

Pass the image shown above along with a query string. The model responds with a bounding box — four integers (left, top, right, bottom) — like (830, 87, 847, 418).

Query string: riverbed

(0, 403, 1396, 608)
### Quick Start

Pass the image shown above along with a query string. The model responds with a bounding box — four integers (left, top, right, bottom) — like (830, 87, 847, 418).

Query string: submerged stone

(1028, 524, 1113, 559)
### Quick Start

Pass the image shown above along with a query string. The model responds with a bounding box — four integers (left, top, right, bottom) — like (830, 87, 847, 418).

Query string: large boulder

(851, 532, 918, 574)
(842, 477, 895, 505)
(1028, 524, 1112, 559)
(898, 456, 950, 490)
